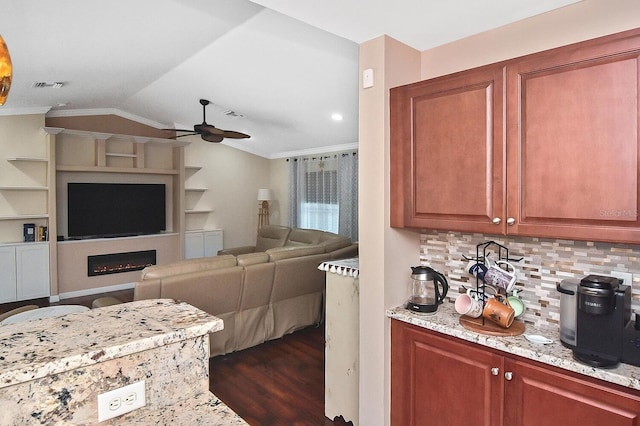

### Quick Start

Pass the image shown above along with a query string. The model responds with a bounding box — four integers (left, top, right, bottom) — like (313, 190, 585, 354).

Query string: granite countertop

(387, 302, 640, 391)
(0, 299, 223, 388)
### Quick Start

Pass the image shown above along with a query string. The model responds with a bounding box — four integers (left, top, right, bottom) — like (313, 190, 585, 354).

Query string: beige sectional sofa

(131, 225, 357, 357)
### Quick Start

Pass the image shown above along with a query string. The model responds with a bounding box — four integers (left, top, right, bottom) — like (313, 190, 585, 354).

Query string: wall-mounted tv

(67, 183, 166, 239)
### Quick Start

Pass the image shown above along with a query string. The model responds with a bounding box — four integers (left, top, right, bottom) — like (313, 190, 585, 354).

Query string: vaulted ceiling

(0, 0, 579, 158)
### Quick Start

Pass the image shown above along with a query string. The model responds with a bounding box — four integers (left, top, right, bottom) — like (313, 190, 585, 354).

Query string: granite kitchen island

(0, 298, 247, 425)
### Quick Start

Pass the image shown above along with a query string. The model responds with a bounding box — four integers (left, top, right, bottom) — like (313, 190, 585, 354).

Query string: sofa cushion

(318, 234, 352, 253)
(236, 252, 270, 267)
(140, 255, 237, 280)
(285, 228, 324, 246)
(266, 245, 325, 261)
(255, 225, 291, 252)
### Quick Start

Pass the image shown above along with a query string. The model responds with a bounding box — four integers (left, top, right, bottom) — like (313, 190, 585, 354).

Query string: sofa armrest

(218, 246, 256, 256)
(133, 278, 162, 300)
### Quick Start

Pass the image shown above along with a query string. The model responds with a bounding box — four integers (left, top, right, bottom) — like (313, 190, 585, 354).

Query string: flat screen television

(67, 183, 166, 239)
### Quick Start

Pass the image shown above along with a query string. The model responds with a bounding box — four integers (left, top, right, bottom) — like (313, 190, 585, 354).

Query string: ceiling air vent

(32, 81, 64, 88)
(224, 110, 245, 119)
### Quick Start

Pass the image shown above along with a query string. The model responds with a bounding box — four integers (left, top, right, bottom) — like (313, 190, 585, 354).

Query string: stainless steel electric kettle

(406, 266, 449, 314)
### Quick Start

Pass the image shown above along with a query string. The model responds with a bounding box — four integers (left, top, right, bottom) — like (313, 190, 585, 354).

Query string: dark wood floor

(0, 292, 351, 425)
(210, 325, 351, 426)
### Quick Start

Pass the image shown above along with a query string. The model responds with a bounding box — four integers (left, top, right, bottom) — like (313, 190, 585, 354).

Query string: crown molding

(270, 142, 359, 159)
(0, 106, 52, 116)
(45, 108, 170, 129)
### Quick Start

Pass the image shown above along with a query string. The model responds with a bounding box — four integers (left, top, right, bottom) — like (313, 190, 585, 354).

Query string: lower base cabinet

(0, 242, 50, 303)
(184, 230, 223, 259)
(391, 319, 640, 426)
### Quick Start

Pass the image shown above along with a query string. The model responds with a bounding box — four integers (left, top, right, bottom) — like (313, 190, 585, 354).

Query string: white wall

(359, 36, 421, 426)
(421, 0, 640, 79)
(358, 1, 640, 425)
(183, 136, 272, 249)
(269, 158, 289, 226)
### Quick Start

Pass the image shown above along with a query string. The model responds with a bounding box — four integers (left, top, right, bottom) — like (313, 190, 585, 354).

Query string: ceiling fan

(166, 99, 250, 143)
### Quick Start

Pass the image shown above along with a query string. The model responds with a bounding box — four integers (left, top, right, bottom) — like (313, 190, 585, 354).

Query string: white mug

(484, 260, 517, 293)
(455, 293, 483, 318)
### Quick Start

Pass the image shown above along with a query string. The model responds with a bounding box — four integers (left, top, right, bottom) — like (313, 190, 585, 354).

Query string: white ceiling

(0, 0, 579, 158)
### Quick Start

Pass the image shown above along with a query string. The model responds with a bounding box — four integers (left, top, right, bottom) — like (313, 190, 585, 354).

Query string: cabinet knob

(491, 367, 499, 376)
(492, 217, 501, 225)
(506, 217, 516, 226)
(505, 371, 513, 381)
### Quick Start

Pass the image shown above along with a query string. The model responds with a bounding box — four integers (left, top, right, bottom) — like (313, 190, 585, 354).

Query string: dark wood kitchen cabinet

(390, 63, 506, 234)
(505, 29, 640, 243)
(391, 319, 504, 426)
(503, 357, 640, 426)
(391, 320, 640, 426)
(390, 28, 640, 244)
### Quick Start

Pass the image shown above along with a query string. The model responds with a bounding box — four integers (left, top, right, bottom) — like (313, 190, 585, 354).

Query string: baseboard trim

(57, 282, 135, 301)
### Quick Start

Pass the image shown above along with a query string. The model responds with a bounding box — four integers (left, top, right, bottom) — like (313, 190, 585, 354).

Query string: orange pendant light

(0, 35, 12, 106)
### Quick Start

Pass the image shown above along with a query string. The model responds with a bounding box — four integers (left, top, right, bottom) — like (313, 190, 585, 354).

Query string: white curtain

(288, 152, 358, 241)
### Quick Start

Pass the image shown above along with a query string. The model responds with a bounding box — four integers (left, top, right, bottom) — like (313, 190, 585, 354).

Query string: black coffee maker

(574, 275, 631, 368)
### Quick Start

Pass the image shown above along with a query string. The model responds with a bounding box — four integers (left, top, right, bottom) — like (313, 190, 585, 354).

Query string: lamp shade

(257, 188, 274, 201)
(0, 35, 12, 106)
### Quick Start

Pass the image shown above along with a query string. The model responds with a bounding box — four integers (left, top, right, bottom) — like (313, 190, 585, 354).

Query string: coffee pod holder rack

(461, 240, 523, 332)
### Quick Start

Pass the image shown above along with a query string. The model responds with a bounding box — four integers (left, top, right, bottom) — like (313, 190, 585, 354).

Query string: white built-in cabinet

(0, 242, 50, 303)
(185, 230, 223, 259)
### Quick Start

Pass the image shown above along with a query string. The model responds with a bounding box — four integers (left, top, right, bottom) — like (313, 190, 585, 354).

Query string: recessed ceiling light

(331, 113, 343, 121)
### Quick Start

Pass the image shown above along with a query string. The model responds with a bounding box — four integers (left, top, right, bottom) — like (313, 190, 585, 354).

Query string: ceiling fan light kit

(0, 35, 13, 106)
(165, 99, 251, 143)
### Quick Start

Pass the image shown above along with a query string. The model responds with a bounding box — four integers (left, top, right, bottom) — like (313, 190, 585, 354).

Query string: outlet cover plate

(97, 380, 146, 422)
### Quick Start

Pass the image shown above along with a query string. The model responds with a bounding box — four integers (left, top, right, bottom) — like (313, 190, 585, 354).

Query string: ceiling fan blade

(174, 133, 197, 139)
(162, 128, 194, 133)
(195, 123, 225, 135)
(220, 130, 251, 139)
(201, 132, 224, 143)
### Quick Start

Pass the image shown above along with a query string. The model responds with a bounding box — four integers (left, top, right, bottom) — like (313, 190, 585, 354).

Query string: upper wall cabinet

(506, 30, 640, 243)
(391, 28, 640, 244)
(390, 63, 505, 234)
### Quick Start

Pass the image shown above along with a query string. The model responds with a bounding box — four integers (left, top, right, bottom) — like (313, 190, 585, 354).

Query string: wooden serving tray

(459, 315, 525, 336)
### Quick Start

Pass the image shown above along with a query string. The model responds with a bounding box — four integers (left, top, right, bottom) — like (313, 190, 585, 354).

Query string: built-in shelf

(185, 188, 208, 192)
(0, 186, 48, 191)
(56, 165, 178, 175)
(185, 165, 203, 171)
(105, 152, 137, 158)
(185, 209, 214, 214)
(7, 157, 48, 162)
(0, 214, 49, 220)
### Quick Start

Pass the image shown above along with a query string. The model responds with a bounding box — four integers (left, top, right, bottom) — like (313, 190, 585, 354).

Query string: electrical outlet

(611, 271, 633, 287)
(97, 380, 146, 422)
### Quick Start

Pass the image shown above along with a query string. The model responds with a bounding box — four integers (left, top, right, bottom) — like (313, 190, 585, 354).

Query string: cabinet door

(390, 64, 505, 234)
(184, 232, 204, 259)
(506, 30, 640, 243)
(203, 230, 223, 257)
(0, 246, 17, 303)
(15, 244, 49, 300)
(391, 320, 504, 426)
(503, 357, 640, 426)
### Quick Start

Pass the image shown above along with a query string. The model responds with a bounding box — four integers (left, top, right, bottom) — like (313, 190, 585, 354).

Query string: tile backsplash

(419, 230, 640, 329)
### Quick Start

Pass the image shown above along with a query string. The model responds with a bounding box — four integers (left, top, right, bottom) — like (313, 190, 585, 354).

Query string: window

(301, 170, 339, 233)
(288, 153, 358, 241)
